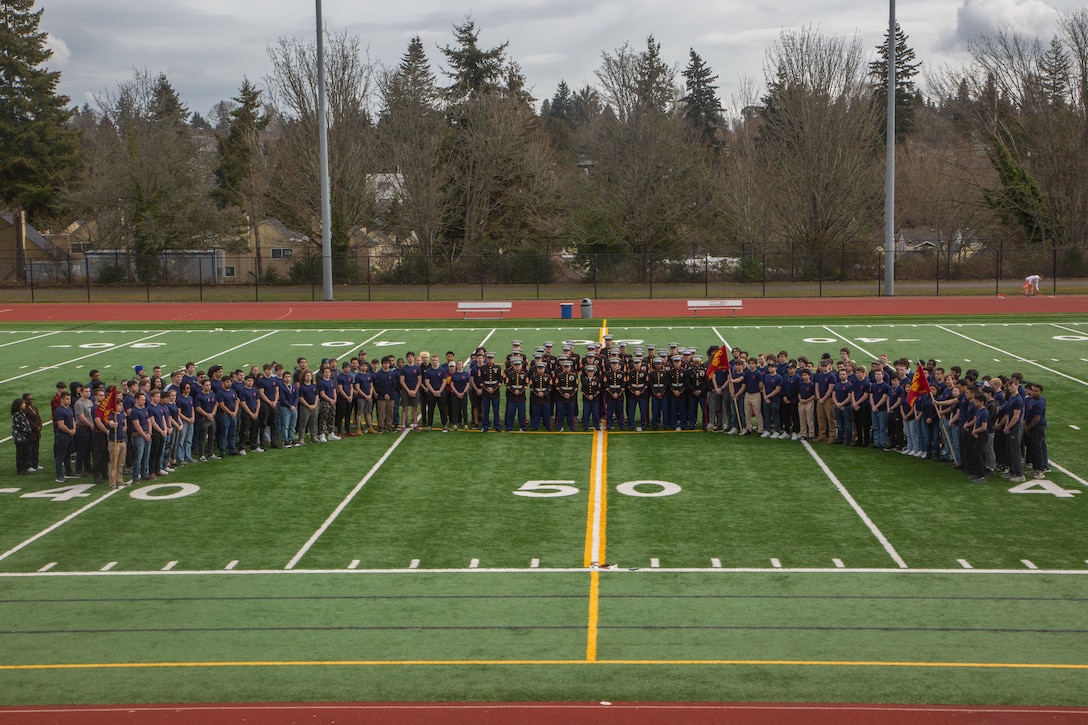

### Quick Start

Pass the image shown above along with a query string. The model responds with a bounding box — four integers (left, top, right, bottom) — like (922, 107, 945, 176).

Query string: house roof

(260, 218, 309, 244)
(2, 214, 56, 252)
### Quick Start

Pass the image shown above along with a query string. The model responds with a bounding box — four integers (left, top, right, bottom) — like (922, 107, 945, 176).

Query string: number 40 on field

(514, 480, 681, 498)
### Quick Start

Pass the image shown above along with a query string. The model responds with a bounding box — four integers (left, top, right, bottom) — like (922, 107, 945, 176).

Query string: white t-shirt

(1025, 274, 1041, 286)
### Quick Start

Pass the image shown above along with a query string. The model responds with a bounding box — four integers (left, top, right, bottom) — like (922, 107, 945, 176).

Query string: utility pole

(316, 0, 334, 300)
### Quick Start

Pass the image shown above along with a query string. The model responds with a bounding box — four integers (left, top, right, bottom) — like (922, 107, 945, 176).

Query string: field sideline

(1, 305, 1088, 718)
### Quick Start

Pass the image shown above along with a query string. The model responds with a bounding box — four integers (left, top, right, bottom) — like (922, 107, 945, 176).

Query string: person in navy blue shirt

(129, 391, 153, 481)
(797, 367, 816, 440)
(760, 361, 783, 439)
(296, 370, 319, 443)
(966, 389, 991, 483)
(781, 361, 801, 439)
(236, 374, 261, 452)
(850, 367, 872, 448)
(51, 390, 77, 483)
(448, 360, 471, 430)
(740, 358, 763, 436)
(1002, 379, 1026, 482)
(831, 368, 854, 445)
(278, 371, 299, 446)
(398, 353, 422, 431)
(354, 361, 375, 434)
(215, 376, 240, 457)
(869, 368, 890, 449)
(257, 365, 280, 449)
(317, 367, 339, 440)
(372, 357, 399, 433)
(1025, 382, 1048, 478)
(422, 355, 448, 430)
(194, 379, 219, 460)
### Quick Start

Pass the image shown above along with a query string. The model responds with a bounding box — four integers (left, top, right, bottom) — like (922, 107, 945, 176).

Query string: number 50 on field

(514, 479, 682, 498)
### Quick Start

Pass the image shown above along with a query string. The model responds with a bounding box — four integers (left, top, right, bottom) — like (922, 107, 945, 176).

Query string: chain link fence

(2, 242, 1085, 302)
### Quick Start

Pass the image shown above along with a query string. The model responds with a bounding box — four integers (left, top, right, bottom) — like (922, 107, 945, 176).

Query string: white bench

(458, 301, 513, 320)
(687, 299, 743, 317)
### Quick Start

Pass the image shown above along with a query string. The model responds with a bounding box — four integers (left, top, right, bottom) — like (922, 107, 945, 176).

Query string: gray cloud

(36, 0, 1031, 117)
(944, 0, 1061, 50)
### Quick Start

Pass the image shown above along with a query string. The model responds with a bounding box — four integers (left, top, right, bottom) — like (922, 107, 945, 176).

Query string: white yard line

(1049, 323, 1086, 336)
(710, 327, 733, 352)
(822, 326, 878, 361)
(194, 330, 280, 365)
(0, 330, 61, 349)
(1049, 459, 1088, 489)
(0, 487, 124, 564)
(0, 420, 50, 445)
(801, 440, 908, 569)
(935, 324, 1088, 388)
(0, 331, 172, 385)
(284, 427, 411, 570)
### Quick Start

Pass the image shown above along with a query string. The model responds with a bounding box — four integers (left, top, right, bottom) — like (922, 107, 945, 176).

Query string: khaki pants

(816, 397, 837, 441)
(376, 399, 394, 430)
(108, 440, 126, 487)
(743, 392, 764, 433)
(799, 400, 815, 438)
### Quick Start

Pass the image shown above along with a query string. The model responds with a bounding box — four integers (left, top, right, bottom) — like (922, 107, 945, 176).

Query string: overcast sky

(40, 0, 1078, 119)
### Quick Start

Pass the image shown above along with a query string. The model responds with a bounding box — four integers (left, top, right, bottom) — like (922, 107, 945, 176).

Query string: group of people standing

(9, 337, 1050, 489)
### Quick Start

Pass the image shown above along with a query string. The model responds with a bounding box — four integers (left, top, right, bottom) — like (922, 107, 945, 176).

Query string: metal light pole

(316, 0, 334, 300)
(883, 0, 897, 295)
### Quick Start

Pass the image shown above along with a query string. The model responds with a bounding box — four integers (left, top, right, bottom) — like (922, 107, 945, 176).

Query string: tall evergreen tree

(214, 79, 269, 273)
(869, 22, 922, 139)
(635, 35, 674, 113)
(1039, 37, 1071, 108)
(681, 49, 723, 144)
(441, 18, 508, 104)
(0, 0, 80, 221)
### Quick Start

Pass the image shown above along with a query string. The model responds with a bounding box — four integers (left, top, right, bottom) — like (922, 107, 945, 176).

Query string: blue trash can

(560, 302, 573, 319)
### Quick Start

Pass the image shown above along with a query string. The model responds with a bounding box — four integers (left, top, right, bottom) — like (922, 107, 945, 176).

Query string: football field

(1, 317, 1087, 706)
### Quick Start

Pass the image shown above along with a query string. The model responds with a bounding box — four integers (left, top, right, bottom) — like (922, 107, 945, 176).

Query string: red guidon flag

(906, 363, 931, 407)
(96, 385, 117, 421)
(706, 347, 728, 378)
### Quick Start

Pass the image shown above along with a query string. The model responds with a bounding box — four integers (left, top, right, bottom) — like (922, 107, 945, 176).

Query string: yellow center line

(3, 659, 1086, 671)
(584, 320, 610, 662)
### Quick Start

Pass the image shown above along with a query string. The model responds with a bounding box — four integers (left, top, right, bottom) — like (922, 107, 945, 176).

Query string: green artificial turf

(2, 317, 1087, 707)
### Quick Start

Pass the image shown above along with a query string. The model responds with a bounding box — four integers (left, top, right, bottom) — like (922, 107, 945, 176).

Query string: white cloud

(946, 0, 1060, 49)
(45, 34, 72, 67)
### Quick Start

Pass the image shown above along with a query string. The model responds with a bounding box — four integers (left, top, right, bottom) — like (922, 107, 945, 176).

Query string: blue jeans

(872, 410, 888, 447)
(131, 434, 150, 481)
(179, 421, 194, 462)
(53, 432, 74, 480)
(834, 406, 852, 443)
(764, 397, 781, 433)
(278, 406, 298, 443)
(217, 413, 237, 454)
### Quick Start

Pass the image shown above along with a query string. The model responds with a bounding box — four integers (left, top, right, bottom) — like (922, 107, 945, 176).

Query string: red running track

(3, 702, 1088, 725)
(1, 295, 1086, 322)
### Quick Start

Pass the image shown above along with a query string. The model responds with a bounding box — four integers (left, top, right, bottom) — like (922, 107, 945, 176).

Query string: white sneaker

(726, 427, 737, 434)
(316, 435, 326, 443)
(636, 426, 643, 432)
(255, 447, 265, 452)
(791, 433, 800, 441)
(328, 433, 341, 441)
(238, 449, 246, 456)
(760, 431, 771, 438)
(199, 455, 207, 462)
